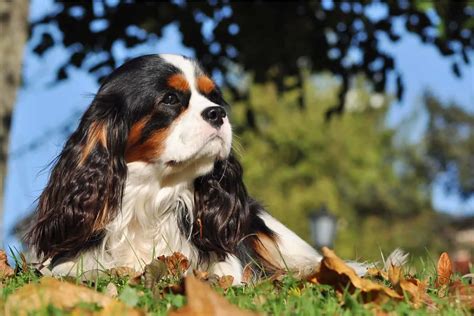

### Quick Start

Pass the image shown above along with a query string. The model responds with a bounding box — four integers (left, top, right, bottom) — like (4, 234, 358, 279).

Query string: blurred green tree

(31, 1, 473, 118)
(230, 74, 449, 259)
(424, 96, 474, 199)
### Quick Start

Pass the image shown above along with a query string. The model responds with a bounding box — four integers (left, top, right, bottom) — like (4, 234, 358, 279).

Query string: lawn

(1, 249, 472, 315)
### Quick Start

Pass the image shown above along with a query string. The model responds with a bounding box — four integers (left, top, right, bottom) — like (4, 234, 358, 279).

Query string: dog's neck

(100, 161, 198, 270)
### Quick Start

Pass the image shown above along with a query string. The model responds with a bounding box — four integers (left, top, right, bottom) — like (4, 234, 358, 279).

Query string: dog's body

(25, 54, 324, 283)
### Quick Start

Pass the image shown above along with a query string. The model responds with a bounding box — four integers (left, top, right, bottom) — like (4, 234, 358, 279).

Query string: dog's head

(121, 54, 232, 179)
(26, 54, 252, 260)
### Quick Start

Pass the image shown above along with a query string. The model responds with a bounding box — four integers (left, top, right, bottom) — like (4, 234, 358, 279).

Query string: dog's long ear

(191, 154, 253, 260)
(25, 94, 128, 260)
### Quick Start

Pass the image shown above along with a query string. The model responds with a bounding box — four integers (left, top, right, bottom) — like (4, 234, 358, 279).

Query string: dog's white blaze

(159, 54, 232, 174)
(160, 54, 198, 92)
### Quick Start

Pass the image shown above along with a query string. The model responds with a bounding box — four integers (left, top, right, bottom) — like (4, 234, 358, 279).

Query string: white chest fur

(100, 162, 199, 270)
(50, 162, 201, 275)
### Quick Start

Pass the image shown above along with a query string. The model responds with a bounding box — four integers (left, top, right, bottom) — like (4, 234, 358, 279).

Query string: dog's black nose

(201, 106, 226, 128)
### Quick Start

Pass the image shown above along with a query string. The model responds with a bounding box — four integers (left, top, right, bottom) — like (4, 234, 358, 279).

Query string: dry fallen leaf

(108, 266, 143, 285)
(4, 277, 143, 316)
(383, 259, 434, 309)
(109, 266, 140, 278)
(307, 247, 402, 304)
(218, 275, 234, 290)
(0, 250, 14, 280)
(193, 269, 209, 281)
(388, 264, 402, 286)
(399, 277, 433, 308)
(449, 281, 474, 309)
(366, 267, 389, 280)
(158, 252, 190, 277)
(169, 276, 259, 316)
(436, 252, 453, 288)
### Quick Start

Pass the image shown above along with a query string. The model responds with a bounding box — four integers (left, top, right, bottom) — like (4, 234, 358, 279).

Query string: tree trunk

(0, 0, 29, 245)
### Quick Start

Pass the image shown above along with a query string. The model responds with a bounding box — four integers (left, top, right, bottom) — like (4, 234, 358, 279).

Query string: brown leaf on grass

(193, 269, 209, 281)
(218, 275, 234, 290)
(367, 249, 408, 283)
(109, 266, 143, 285)
(448, 281, 474, 309)
(169, 276, 259, 316)
(158, 252, 190, 277)
(109, 266, 140, 278)
(191, 271, 221, 286)
(307, 247, 402, 304)
(388, 265, 402, 286)
(386, 263, 434, 308)
(436, 252, 453, 288)
(366, 267, 389, 280)
(0, 250, 14, 280)
(399, 277, 433, 308)
(144, 253, 191, 299)
(4, 277, 143, 316)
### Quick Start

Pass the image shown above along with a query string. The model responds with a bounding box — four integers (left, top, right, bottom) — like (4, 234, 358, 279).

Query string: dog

(25, 54, 352, 283)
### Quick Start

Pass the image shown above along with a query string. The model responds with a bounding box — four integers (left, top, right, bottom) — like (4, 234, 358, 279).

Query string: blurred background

(1, 1, 473, 269)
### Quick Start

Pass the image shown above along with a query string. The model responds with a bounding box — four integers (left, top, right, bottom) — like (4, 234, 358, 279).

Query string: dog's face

(110, 54, 233, 179)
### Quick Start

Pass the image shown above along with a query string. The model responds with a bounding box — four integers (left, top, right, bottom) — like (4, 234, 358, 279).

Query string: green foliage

(229, 77, 447, 260)
(119, 286, 140, 307)
(31, 2, 473, 116)
(424, 95, 474, 198)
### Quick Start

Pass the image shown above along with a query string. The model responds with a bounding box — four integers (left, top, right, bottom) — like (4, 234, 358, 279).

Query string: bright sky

(2, 1, 474, 247)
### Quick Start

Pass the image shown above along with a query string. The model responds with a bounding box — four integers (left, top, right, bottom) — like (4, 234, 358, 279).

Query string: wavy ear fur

(25, 95, 128, 261)
(189, 154, 250, 260)
(186, 154, 271, 261)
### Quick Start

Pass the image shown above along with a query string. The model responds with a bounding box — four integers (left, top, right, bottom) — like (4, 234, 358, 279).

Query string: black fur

(24, 97, 128, 260)
(179, 154, 274, 263)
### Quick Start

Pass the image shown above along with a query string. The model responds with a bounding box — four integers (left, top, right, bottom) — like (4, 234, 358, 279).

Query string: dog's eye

(162, 93, 179, 105)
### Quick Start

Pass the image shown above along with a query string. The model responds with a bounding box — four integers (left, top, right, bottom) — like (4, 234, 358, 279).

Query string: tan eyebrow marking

(197, 76, 215, 94)
(80, 121, 107, 165)
(167, 73, 190, 92)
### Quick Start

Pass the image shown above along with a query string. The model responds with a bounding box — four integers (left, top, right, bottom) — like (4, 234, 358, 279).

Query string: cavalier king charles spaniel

(25, 54, 327, 284)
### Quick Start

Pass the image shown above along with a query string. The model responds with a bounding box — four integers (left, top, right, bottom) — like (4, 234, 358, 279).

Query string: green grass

(1, 262, 472, 316)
